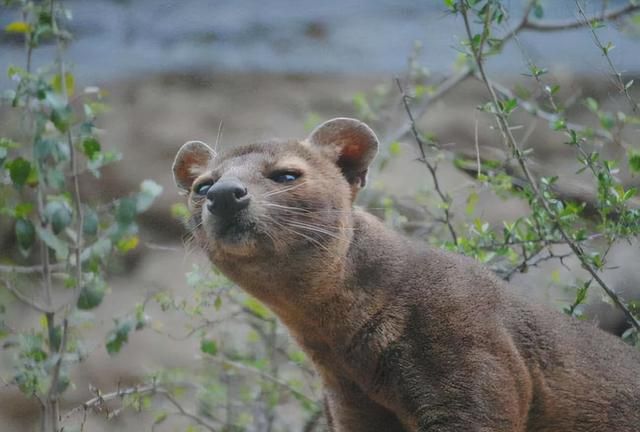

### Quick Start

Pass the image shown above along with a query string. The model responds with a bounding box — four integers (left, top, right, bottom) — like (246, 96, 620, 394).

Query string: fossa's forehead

(212, 140, 322, 170)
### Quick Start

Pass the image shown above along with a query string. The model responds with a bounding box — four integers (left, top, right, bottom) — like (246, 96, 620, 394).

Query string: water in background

(0, 0, 639, 85)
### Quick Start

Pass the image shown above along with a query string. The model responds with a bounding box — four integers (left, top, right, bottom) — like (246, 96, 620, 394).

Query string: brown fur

(173, 118, 640, 431)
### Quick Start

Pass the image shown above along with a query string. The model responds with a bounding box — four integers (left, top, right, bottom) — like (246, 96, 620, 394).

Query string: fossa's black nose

(206, 178, 250, 217)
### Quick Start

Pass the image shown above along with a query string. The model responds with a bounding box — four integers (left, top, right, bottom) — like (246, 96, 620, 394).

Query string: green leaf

(501, 98, 518, 114)
(15, 202, 34, 218)
(136, 180, 163, 213)
(0, 137, 20, 149)
(288, 350, 307, 364)
(45, 201, 72, 235)
(629, 151, 640, 174)
(82, 137, 101, 160)
(106, 319, 134, 355)
(35, 225, 69, 259)
(21, 335, 47, 362)
(82, 208, 99, 236)
(116, 198, 137, 226)
(51, 72, 75, 97)
(533, 4, 543, 19)
(244, 297, 271, 320)
(8, 157, 31, 186)
(389, 141, 402, 156)
(585, 97, 599, 112)
(171, 203, 189, 221)
(82, 237, 112, 262)
(599, 113, 615, 130)
(50, 105, 72, 133)
(35, 138, 55, 160)
(4, 21, 30, 33)
(116, 235, 139, 253)
(200, 339, 218, 356)
(443, 0, 456, 12)
(153, 411, 168, 426)
(466, 191, 479, 215)
(15, 218, 35, 253)
(551, 118, 566, 131)
(77, 277, 106, 310)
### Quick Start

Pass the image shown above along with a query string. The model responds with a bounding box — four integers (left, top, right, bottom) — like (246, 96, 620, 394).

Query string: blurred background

(1, 0, 640, 431)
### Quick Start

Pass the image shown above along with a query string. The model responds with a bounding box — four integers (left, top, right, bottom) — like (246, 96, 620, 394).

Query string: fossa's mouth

(205, 211, 260, 254)
(215, 220, 255, 243)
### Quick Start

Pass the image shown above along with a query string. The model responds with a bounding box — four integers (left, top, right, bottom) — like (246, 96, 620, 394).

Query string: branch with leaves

(1, 1, 162, 431)
(456, 0, 640, 331)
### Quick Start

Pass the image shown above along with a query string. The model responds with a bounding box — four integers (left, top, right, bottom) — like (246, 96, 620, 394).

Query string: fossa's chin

(207, 222, 259, 255)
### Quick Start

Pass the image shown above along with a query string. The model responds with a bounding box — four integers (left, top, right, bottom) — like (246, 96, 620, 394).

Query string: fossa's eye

(269, 171, 301, 183)
(194, 180, 213, 196)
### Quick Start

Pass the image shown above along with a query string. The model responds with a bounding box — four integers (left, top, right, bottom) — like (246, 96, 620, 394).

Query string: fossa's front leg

(324, 382, 407, 432)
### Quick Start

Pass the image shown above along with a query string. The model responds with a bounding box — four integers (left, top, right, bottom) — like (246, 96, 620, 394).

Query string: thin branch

(61, 384, 157, 422)
(46, 318, 68, 405)
(459, 0, 640, 332)
(152, 311, 243, 341)
(0, 263, 66, 274)
(160, 390, 219, 432)
(523, 2, 640, 33)
(388, 0, 637, 162)
(384, 67, 473, 146)
(395, 78, 458, 245)
(502, 248, 573, 281)
(575, 0, 638, 112)
(474, 115, 481, 177)
(385, 0, 639, 146)
(487, 78, 632, 150)
(52, 0, 85, 313)
(206, 356, 318, 407)
(62, 383, 220, 432)
(1, 279, 53, 314)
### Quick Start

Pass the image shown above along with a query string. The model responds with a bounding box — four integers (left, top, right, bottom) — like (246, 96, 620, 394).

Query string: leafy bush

(1, 0, 160, 430)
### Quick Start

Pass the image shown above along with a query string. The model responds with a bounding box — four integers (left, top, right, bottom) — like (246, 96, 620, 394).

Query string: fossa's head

(173, 118, 379, 266)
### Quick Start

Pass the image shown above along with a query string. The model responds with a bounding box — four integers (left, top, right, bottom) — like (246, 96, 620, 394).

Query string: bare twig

(153, 312, 242, 341)
(206, 356, 318, 407)
(523, 2, 640, 33)
(0, 263, 66, 274)
(503, 248, 573, 281)
(161, 390, 219, 432)
(1, 279, 52, 314)
(214, 120, 224, 153)
(395, 78, 458, 245)
(474, 115, 481, 177)
(459, 0, 640, 332)
(62, 383, 220, 431)
(384, 69, 473, 145)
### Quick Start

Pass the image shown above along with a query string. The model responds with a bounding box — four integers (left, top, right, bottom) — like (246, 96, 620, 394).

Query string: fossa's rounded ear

(306, 117, 379, 189)
(173, 140, 216, 191)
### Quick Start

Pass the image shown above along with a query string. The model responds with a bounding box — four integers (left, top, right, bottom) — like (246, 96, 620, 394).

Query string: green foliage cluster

(0, 0, 160, 430)
(150, 265, 322, 431)
(356, 0, 640, 342)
